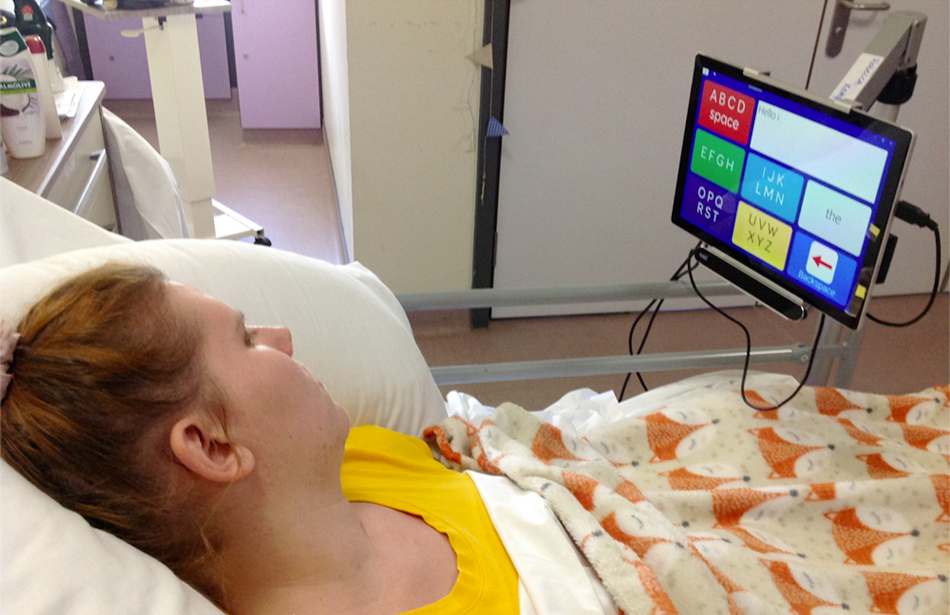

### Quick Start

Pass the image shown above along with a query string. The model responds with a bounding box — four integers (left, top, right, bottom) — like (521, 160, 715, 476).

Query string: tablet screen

(672, 55, 915, 329)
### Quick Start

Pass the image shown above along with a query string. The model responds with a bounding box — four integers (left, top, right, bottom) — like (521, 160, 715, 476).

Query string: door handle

(826, 0, 892, 58)
(838, 0, 890, 10)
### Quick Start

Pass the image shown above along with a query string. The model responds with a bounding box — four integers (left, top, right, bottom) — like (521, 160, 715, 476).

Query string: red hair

(1, 263, 229, 607)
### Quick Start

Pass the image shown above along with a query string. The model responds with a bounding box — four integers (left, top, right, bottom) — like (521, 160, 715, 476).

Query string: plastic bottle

(24, 33, 58, 138)
(0, 133, 8, 174)
(11, 0, 53, 64)
(0, 25, 44, 158)
(47, 52, 64, 93)
(0, 0, 11, 29)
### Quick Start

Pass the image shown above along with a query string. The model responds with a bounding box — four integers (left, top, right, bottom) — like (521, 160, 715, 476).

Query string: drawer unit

(42, 108, 116, 230)
(4, 82, 117, 231)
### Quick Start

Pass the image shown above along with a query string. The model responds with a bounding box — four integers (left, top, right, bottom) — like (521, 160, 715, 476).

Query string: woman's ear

(170, 415, 255, 483)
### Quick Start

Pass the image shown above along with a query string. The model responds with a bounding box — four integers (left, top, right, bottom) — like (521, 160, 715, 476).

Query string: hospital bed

(1, 181, 947, 614)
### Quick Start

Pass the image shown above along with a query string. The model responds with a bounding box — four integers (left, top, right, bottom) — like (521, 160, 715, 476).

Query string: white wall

(317, 0, 354, 261)
(338, 0, 484, 292)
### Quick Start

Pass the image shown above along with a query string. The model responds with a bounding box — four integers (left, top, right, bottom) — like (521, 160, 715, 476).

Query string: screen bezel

(671, 54, 915, 329)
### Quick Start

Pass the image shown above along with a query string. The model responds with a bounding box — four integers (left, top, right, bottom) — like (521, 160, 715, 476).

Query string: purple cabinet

(84, 13, 231, 100)
(230, 0, 320, 128)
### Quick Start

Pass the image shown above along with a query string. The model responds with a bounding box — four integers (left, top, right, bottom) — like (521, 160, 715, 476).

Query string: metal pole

(808, 318, 842, 386)
(397, 280, 738, 311)
(430, 344, 827, 385)
(834, 327, 867, 388)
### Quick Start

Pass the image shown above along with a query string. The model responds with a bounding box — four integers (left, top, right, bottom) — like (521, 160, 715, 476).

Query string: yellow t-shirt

(341, 426, 519, 614)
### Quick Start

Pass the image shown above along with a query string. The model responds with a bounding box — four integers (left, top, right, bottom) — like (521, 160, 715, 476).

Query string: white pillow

(1, 461, 225, 615)
(0, 239, 446, 434)
(0, 239, 448, 615)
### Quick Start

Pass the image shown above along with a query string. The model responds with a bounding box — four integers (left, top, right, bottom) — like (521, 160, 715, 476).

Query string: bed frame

(397, 280, 863, 388)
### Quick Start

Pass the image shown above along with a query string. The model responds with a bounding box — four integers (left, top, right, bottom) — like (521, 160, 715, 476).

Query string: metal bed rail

(396, 281, 862, 388)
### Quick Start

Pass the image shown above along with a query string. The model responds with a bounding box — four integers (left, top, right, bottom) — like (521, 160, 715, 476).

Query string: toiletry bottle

(0, 25, 45, 158)
(0, 133, 8, 174)
(25, 33, 58, 138)
(0, 1, 11, 29)
(47, 49, 64, 93)
(12, 0, 52, 64)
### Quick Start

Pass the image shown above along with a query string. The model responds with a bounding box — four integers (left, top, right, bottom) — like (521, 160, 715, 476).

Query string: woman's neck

(216, 486, 383, 615)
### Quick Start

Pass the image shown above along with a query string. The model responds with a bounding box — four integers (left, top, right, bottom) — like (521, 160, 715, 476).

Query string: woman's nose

(252, 327, 293, 357)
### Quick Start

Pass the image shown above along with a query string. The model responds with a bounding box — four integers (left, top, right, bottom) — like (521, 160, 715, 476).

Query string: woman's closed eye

(239, 325, 293, 357)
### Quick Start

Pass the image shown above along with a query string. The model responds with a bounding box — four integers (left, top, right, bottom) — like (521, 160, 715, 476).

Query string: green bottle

(12, 0, 52, 60)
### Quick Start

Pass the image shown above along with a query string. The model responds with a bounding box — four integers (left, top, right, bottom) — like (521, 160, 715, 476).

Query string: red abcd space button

(698, 81, 755, 145)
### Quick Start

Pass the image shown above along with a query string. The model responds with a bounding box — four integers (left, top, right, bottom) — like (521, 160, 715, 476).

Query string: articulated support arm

(831, 11, 926, 114)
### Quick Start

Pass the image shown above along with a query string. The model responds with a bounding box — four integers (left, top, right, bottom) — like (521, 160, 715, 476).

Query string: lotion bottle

(0, 26, 45, 158)
(25, 33, 58, 138)
(0, 133, 8, 174)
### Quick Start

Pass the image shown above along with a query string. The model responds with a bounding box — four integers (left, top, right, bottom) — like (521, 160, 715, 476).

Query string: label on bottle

(0, 28, 45, 157)
(0, 29, 38, 110)
(0, 29, 27, 57)
(0, 76, 37, 93)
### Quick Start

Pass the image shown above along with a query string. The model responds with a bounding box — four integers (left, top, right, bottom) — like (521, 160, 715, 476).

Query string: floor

(108, 95, 950, 411)
(409, 295, 949, 410)
(105, 94, 346, 264)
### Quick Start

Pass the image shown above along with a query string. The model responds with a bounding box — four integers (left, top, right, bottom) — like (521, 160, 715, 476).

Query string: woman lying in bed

(4, 261, 949, 615)
(0, 263, 519, 615)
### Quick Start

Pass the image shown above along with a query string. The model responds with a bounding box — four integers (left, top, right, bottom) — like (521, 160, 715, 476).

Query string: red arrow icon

(812, 255, 833, 270)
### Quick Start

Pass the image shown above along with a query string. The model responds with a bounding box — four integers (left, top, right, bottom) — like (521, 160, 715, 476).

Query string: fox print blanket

(424, 384, 950, 615)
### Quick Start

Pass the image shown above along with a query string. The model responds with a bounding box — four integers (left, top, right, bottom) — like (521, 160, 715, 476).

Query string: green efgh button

(690, 129, 746, 193)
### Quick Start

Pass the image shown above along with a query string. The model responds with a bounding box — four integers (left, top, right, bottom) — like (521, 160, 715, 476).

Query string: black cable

(620, 295, 668, 399)
(867, 220, 941, 328)
(633, 265, 695, 391)
(620, 273, 684, 398)
(685, 249, 826, 412)
(633, 299, 667, 392)
(618, 246, 697, 401)
(619, 300, 662, 401)
(620, 197, 939, 406)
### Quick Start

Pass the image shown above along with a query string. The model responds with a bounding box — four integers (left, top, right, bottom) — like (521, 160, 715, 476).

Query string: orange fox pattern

(659, 466, 746, 491)
(887, 395, 935, 423)
(824, 507, 917, 565)
(761, 559, 846, 614)
(748, 426, 831, 479)
(642, 409, 714, 463)
(859, 453, 912, 479)
(425, 384, 949, 615)
(861, 571, 948, 615)
(813, 386, 866, 417)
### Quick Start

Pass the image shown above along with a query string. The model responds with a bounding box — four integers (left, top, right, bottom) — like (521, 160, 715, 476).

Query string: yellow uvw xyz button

(732, 201, 793, 270)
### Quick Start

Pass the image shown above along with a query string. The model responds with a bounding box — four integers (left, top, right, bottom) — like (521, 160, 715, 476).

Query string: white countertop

(57, 0, 230, 20)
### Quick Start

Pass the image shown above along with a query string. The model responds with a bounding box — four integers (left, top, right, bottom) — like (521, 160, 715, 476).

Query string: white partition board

(492, 0, 827, 317)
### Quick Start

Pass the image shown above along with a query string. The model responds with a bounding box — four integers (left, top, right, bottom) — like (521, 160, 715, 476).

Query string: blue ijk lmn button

(740, 153, 804, 224)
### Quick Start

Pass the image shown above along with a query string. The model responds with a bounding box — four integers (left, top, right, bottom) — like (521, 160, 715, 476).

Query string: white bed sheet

(0, 178, 128, 268)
